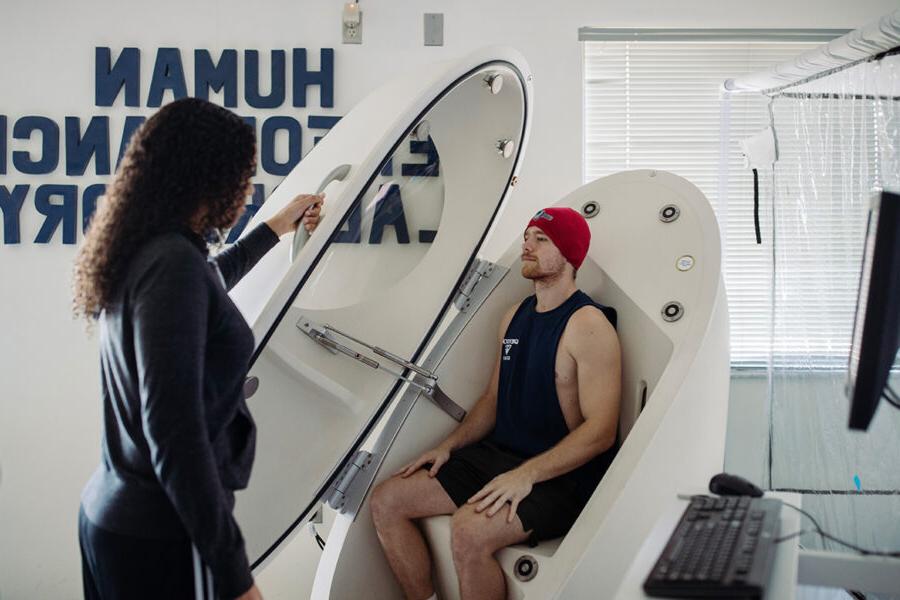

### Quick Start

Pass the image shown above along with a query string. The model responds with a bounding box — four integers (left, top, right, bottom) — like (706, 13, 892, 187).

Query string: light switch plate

(424, 13, 443, 46)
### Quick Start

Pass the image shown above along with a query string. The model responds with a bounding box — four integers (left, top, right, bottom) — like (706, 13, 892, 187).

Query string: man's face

(521, 226, 568, 280)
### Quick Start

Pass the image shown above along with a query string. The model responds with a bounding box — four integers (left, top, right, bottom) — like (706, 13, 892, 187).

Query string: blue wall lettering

(0, 185, 29, 244)
(335, 203, 362, 244)
(226, 184, 266, 243)
(82, 184, 106, 232)
(2, 46, 347, 247)
(369, 183, 410, 244)
(95, 47, 140, 107)
(0, 115, 6, 175)
(195, 49, 238, 107)
(293, 49, 334, 108)
(147, 48, 188, 107)
(261, 116, 301, 176)
(308, 115, 341, 145)
(13, 116, 59, 175)
(403, 138, 439, 242)
(116, 116, 146, 168)
(66, 117, 110, 176)
(34, 185, 77, 244)
(402, 138, 439, 177)
(245, 50, 286, 109)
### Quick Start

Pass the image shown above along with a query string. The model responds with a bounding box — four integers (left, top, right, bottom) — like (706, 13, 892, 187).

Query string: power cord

(884, 392, 900, 410)
(883, 384, 899, 409)
(306, 521, 326, 551)
(776, 501, 900, 558)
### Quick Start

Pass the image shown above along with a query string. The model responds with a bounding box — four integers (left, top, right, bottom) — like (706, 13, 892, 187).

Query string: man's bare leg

(450, 504, 530, 600)
(370, 471, 457, 599)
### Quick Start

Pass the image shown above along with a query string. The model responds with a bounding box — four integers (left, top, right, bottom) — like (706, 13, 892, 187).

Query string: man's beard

(521, 260, 564, 282)
(521, 261, 542, 279)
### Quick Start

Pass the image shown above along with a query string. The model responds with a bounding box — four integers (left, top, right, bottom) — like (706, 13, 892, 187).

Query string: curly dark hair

(72, 98, 256, 321)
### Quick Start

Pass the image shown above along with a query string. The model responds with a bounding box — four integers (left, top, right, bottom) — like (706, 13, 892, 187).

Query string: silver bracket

(327, 449, 373, 511)
(454, 258, 495, 313)
(428, 382, 466, 422)
(296, 316, 467, 421)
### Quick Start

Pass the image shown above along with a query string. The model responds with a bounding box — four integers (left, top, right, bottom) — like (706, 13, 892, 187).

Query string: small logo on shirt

(502, 338, 519, 360)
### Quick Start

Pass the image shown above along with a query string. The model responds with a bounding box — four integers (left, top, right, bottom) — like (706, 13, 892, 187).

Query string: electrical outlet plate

(343, 11, 362, 44)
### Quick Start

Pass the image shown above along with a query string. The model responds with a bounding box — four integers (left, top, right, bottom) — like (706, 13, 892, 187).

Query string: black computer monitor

(846, 190, 900, 431)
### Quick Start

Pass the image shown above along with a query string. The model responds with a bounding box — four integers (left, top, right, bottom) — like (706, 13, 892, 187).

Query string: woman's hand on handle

(300, 202, 322, 233)
(266, 193, 324, 237)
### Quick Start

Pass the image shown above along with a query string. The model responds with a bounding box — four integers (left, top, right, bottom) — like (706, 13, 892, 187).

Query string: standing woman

(72, 98, 321, 600)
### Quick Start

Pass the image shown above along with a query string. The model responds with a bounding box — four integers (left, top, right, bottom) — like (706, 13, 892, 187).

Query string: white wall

(2, 1, 897, 598)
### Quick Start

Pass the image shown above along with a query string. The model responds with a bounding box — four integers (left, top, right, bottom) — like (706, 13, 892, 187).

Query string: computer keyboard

(643, 495, 782, 599)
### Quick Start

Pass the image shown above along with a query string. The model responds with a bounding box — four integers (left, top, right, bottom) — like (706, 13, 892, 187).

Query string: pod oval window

(294, 134, 445, 311)
(236, 62, 527, 566)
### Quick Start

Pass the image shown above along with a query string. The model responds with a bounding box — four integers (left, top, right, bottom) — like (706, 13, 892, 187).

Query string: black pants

(79, 506, 214, 600)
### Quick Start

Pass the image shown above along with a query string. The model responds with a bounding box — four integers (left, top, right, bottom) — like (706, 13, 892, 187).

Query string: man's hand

(265, 193, 324, 237)
(468, 467, 536, 523)
(395, 444, 452, 479)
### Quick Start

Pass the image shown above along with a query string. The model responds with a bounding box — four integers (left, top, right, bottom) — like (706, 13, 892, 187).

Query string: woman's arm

(214, 193, 323, 289)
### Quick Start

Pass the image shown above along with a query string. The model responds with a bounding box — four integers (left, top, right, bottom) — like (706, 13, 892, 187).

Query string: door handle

(290, 164, 352, 262)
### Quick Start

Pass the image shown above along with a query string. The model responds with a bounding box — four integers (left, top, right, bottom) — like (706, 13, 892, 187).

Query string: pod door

(233, 55, 531, 567)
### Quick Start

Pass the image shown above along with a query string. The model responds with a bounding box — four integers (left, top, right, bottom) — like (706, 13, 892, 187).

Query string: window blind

(582, 40, 854, 369)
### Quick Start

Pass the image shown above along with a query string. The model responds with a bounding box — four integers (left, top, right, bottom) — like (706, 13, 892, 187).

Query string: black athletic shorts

(433, 440, 589, 545)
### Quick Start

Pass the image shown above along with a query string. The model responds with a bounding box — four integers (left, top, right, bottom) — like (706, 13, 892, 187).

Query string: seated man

(370, 207, 622, 600)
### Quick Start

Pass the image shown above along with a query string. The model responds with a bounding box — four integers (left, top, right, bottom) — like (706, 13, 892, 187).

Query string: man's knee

(370, 477, 405, 528)
(371, 475, 431, 526)
(450, 509, 490, 566)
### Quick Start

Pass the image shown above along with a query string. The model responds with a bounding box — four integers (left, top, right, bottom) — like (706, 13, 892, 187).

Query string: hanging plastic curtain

(726, 13, 900, 585)
(768, 51, 900, 562)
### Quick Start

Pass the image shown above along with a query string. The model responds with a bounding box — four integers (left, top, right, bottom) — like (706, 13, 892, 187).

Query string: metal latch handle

(323, 324, 435, 380)
(297, 317, 466, 422)
(290, 164, 352, 262)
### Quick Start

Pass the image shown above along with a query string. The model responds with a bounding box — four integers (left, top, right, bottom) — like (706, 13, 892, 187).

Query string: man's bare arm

(470, 307, 621, 519)
(397, 304, 518, 478)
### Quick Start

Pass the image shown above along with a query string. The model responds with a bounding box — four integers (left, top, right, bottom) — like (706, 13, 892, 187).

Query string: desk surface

(611, 492, 802, 600)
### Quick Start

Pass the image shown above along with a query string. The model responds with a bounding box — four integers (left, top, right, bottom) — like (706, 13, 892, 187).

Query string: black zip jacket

(81, 223, 278, 598)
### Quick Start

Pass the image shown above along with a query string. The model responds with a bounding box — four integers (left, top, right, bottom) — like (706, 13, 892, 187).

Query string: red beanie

(526, 207, 591, 270)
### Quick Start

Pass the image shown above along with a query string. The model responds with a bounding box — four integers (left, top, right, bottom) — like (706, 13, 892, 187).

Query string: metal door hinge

(454, 259, 495, 313)
(327, 449, 372, 511)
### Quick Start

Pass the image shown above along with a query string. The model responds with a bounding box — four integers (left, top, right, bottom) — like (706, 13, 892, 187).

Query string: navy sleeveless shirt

(489, 289, 618, 501)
